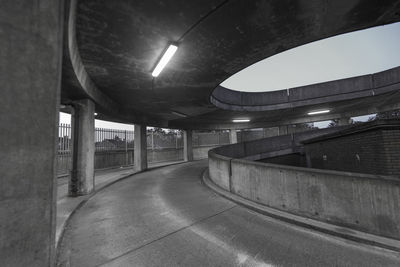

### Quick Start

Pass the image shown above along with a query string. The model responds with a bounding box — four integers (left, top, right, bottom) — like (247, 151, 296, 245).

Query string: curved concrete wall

(208, 129, 400, 240)
(211, 67, 400, 112)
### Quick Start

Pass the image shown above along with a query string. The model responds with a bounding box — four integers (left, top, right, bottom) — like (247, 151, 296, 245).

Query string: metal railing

(95, 128, 134, 151)
(57, 125, 234, 177)
(57, 126, 135, 176)
(58, 124, 72, 176)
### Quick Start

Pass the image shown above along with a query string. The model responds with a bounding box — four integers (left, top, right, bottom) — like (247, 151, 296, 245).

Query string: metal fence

(56, 125, 230, 177)
(95, 128, 134, 151)
(147, 131, 183, 149)
(94, 128, 135, 170)
(58, 124, 72, 176)
(57, 126, 135, 176)
(193, 131, 230, 147)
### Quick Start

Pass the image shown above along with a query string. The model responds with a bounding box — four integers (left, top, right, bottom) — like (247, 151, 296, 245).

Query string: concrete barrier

(211, 67, 400, 112)
(193, 145, 220, 160)
(208, 128, 400, 240)
(147, 148, 183, 163)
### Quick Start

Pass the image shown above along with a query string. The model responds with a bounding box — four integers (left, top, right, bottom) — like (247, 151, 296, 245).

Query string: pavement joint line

(201, 168, 400, 254)
(97, 205, 237, 267)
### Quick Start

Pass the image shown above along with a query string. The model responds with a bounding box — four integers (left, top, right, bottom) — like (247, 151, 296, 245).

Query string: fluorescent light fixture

(232, 119, 250, 123)
(307, 109, 330, 115)
(152, 44, 178, 77)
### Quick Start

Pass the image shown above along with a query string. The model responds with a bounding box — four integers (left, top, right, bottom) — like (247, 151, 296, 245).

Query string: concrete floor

(57, 160, 400, 267)
(56, 161, 184, 245)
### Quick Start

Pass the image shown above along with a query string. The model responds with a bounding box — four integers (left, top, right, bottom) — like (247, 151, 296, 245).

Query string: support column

(229, 129, 237, 144)
(134, 124, 148, 171)
(0, 1, 63, 266)
(69, 99, 95, 196)
(184, 130, 193, 161)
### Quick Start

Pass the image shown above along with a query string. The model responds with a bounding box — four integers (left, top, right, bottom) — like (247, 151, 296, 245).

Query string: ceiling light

(152, 44, 178, 77)
(232, 119, 250, 123)
(307, 109, 330, 115)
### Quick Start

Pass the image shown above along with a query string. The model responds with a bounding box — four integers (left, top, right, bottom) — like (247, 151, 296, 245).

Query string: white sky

(60, 22, 400, 129)
(221, 22, 400, 92)
(59, 113, 135, 131)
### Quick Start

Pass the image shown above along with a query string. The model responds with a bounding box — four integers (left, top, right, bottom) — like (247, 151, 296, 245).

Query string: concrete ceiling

(61, 0, 400, 129)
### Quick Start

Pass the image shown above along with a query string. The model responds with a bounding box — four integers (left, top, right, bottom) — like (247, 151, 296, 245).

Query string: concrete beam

(211, 68, 400, 113)
(229, 129, 238, 144)
(171, 99, 400, 130)
(134, 124, 148, 171)
(69, 99, 95, 196)
(63, 0, 119, 112)
(184, 130, 193, 161)
(0, 1, 63, 265)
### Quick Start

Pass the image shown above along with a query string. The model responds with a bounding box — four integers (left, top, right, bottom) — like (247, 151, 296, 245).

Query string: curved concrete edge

(55, 161, 187, 253)
(202, 168, 400, 253)
(62, 0, 167, 127)
(211, 67, 400, 111)
(64, 0, 119, 112)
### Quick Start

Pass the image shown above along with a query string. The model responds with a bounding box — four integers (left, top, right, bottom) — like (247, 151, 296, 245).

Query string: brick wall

(303, 120, 400, 177)
(258, 153, 307, 168)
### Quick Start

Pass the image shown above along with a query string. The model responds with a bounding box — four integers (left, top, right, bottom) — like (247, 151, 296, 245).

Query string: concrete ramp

(57, 161, 399, 266)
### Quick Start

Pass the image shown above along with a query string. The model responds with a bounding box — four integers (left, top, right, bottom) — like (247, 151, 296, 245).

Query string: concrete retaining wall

(193, 145, 220, 160)
(95, 150, 134, 169)
(147, 148, 184, 163)
(208, 152, 231, 191)
(208, 128, 400, 240)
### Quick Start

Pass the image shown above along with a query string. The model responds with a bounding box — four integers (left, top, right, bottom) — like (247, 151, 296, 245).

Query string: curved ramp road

(57, 161, 400, 267)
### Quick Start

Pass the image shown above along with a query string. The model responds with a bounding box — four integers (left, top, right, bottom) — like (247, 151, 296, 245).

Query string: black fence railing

(56, 126, 231, 177)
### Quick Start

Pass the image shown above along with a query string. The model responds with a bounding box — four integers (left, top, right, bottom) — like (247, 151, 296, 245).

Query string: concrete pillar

(0, 1, 63, 266)
(134, 124, 148, 171)
(69, 99, 95, 196)
(279, 125, 289, 135)
(338, 117, 351, 126)
(184, 130, 194, 161)
(229, 129, 237, 144)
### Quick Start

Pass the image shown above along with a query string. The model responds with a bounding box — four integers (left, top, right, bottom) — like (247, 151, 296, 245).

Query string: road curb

(202, 168, 400, 253)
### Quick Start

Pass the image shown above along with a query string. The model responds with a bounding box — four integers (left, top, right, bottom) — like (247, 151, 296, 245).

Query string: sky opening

(221, 22, 400, 92)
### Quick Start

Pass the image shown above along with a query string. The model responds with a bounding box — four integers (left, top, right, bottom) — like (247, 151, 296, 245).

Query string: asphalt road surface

(57, 160, 400, 266)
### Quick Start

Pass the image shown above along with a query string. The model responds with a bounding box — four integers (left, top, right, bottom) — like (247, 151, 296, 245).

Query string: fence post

(151, 131, 154, 150)
(125, 130, 128, 166)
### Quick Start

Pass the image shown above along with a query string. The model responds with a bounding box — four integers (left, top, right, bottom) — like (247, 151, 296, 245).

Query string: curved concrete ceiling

(61, 0, 400, 129)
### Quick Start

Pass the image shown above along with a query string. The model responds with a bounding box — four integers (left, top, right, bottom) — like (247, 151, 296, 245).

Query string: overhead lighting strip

(232, 119, 250, 123)
(307, 109, 330, 115)
(152, 44, 178, 77)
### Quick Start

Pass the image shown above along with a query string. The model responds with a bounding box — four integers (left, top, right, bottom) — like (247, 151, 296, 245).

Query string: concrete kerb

(201, 168, 400, 254)
(55, 160, 187, 255)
